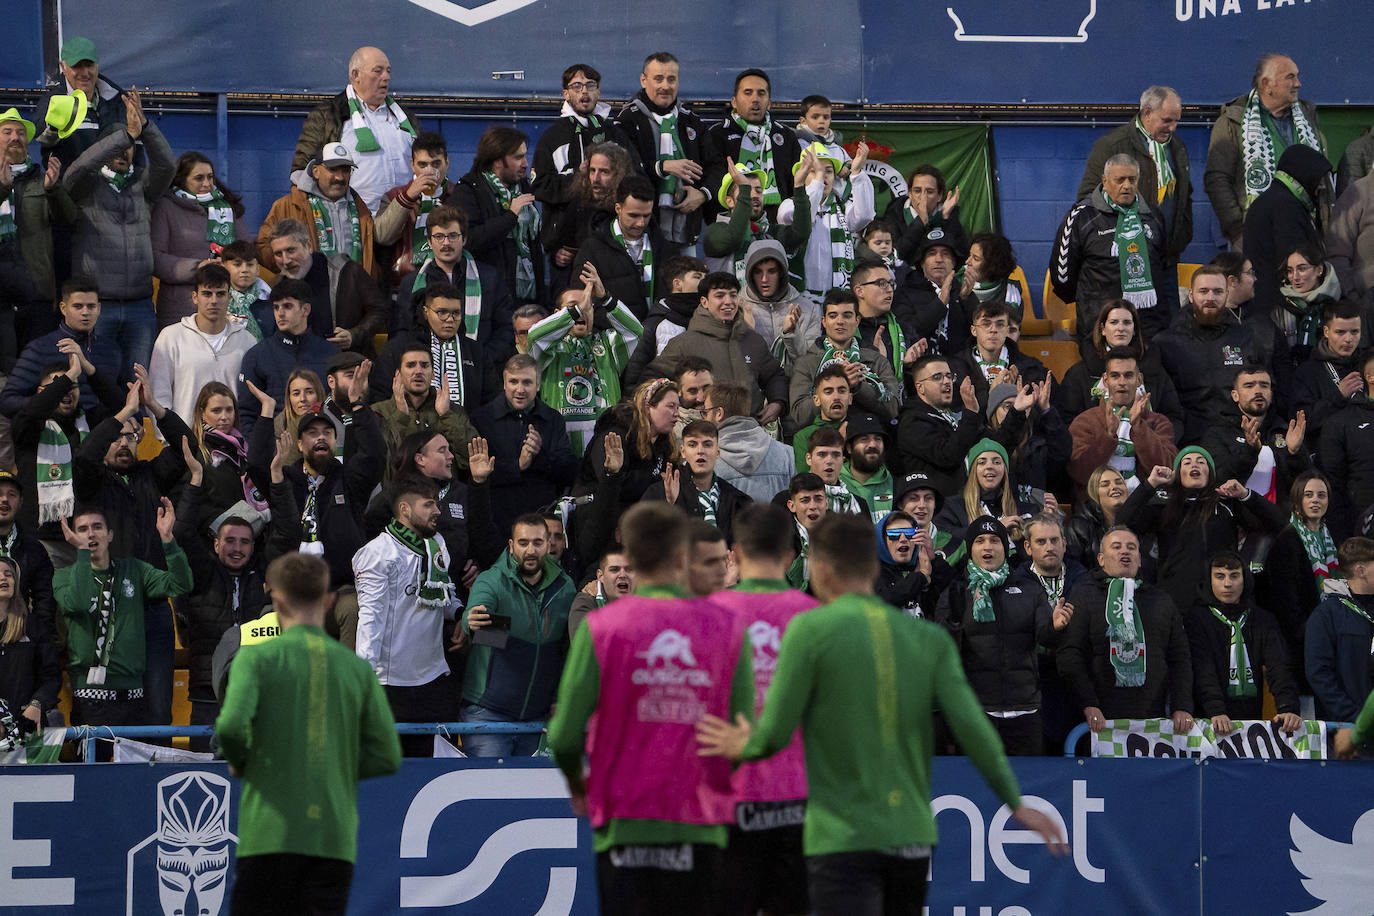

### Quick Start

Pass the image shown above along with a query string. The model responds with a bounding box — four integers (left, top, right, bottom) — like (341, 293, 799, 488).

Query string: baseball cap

(326, 351, 365, 375)
(318, 142, 356, 169)
(895, 471, 944, 516)
(60, 37, 99, 67)
(296, 408, 334, 436)
(0, 469, 24, 494)
(916, 225, 960, 264)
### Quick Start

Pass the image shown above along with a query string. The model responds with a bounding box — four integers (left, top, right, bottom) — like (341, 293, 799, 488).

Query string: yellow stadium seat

(1042, 270, 1076, 336)
(1020, 316, 1054, 338)
(1008, 265, 1034, 317)
(1023, 339, 1082, 383)
(136, 417, 165, 461)
(1176, 262, 1203, 290)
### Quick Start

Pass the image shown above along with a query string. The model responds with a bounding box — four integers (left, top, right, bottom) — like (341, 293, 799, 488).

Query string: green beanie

(1172, 445, 1215, 474)
(965, 437, 1010, 473)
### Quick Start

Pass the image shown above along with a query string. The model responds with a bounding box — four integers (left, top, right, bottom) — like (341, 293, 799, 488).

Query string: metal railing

(60, 721, 547, 763)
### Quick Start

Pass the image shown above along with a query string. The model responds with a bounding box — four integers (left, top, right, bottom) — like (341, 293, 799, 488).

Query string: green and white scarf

(1033, 569, 1064, 606)
(411, 254, 483, 340)
(933, 407, 962, 429)
(1277, 283, 1324, 349)
(100, 164, 133, 194)
(732, 114, 781, 205)
(1108, 408, 1139, 485)
(881, 313, 907, 383)
(1135, 117, 1175, 206)
(1274, 169, 1316, 219)
(1107, 196, 1157, 310)
(967, 560, 1010, 623)
(86, 569, 115, 686)
(308, 193, 362, 263)
(1208, 606, 1255, 698)
(824, 483, 864, 516)
(819, 336, 888, 402)
(1291, 514, 1338, 581)
(696, 476, 720, 525)
(0, 161, 28, 243)
(229, 279, 268, 341)
(1105, 577, 1146, 687)
(37, 413, 88, 524)
(345, 85, 416, 153)
(1240, 89, 1321, 208)
(0, 526, 17, 560)
(174, 186, 236, 250)
(611, 219, 654, 304)
(386, 519, 453, 611)
(430, 332, 466, 407)
(410, 179, 449, 266)
(1339, 597, 1374, 626)
(971, 345, 1010, 385)
(651, 107, 685, 206)
(483, 170, 540, 300)
(818, 194, 853, 291)
(299, 473, 324, 554)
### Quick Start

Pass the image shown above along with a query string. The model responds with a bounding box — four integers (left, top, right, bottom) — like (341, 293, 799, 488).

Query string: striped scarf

(825, 483, 863, 516)
(482, 171, 540, 300)
(410, 179, 449, 266)
(228, 279, 269, 341)
(100, 164, 133, 194)
(36, 414, 88, 524)
(820, 337, 888, 403)
(174, 186, 236, 251)
(308, 193, 362, 263)
(1135, 118, 1175, 206)
(0, 161, 29, 243)
(1209, 606, 1255, 698)
(732, 114, 781, 205)
(696, 477, 720, 525)
(819, 195, 853, 291)
(345, 85, 416, 153)
(386, 519, 454, 612)
(1240, 89, 1321, 208)
(612, 219, 653, 304)
(1107, 409, 1139, 488)
(412, 255, 483, 340)
(1291, 514, 1338, 582)
(651, 108, 685, 206)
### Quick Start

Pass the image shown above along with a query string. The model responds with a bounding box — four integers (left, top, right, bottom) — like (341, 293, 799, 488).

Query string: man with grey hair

(290, 46, 417, 214)
(1053, 153, 1169, 355)
(265, 219, 386, 356)
(1205, 53, 1325, 250)
(1078, 86, 1192, 271)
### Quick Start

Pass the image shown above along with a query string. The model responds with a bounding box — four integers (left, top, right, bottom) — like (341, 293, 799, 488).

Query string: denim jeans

(143, 600, 175, 726)
(91, 297, 156, 386)
(459, 703, 542, 757)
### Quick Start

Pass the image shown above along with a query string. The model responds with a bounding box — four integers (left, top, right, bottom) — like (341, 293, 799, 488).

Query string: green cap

(60, 36, 98, 66)
(965, 437, 1010, 473)
(1172, 445, 1215, 474)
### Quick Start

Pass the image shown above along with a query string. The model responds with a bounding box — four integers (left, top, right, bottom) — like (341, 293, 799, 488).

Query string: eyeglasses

(117, 430, 143, 443)
(428, 308, 462, 321)
(859, 278, 895, 290)
(884, 528, 918, 541)
(566, 81, 599, 92)
(429, 231, 463, 243)
(917, 372, 953, 384)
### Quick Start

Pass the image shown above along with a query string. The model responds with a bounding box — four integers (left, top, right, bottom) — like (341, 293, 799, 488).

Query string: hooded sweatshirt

(873, 510, 934, 617)
(1244, 143, 1333, 315)
(715, 414, 796, 502)
(739, 239, 821, 370)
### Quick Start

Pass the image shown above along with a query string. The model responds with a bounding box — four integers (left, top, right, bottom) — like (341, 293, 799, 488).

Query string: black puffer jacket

(1242, 143, 1332, 315)
(1154, 307, 1268, 446)
(1058, 569, 1194, 718)
(1051, 187, 1169, 347)
(938, 564, 1056, 712)
(1318, 396, 1374, 537)
(173, 479, 300, 702)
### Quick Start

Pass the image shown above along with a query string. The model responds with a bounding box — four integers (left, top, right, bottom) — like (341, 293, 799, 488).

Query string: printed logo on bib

(633, 628, 711, 723)
(748, 620, 781, 679)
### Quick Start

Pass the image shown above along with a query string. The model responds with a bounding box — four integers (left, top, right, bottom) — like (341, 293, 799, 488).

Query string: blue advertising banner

(861, 0, 1363, 105)
(49, 0, 1365, 105)
(0, 3, 44, 89)
(56, 1, 863, 101)
(4, 755, 1374, 913)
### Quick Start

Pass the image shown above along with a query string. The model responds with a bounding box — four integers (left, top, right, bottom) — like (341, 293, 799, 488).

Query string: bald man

(291, 46, 417, 214)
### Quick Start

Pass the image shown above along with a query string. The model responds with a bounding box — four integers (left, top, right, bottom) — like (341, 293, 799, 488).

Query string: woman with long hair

(934, 438, 1049, 562)
(1260, 470, 1340, 684)
(151, 151, 248, 327)
(1274, 243, 1342, 368)
(193, 381, 268, 526)
(272, 369, 325, 466)
(573, 379, 681, 560)
(960, 232, 1023, 320)
(1057, 298, 1184, 430)
(0, 558, 60, 739)
(1118, 445, 1286, 611)
(1066, 466, 1131, 570)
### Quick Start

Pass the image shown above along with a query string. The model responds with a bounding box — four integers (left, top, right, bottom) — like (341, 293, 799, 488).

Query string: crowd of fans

(3, 39, 1374, 763)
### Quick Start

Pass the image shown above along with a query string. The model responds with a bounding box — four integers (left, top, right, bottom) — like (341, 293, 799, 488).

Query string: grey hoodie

(715, 414, 795, 502)
(740, 239, 821, 369)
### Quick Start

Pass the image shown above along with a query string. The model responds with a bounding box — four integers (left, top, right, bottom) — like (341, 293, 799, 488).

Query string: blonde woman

(0, 557, 60, 737)
(272, 369, 325, 465)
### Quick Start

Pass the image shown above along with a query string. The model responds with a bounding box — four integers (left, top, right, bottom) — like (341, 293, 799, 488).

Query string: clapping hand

(155, 496, 176, 542)
(1285, 411, 1306, 455)
(467, 437, 494, 484)
(603, 431, 624, 475)
(181, 437, 204, 486)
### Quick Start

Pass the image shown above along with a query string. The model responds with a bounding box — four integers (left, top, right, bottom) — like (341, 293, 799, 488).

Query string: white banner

(1092, 719, 1328, 760)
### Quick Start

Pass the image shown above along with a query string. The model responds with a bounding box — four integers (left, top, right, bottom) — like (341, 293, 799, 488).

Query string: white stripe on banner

(1092, 718, 1328, 760)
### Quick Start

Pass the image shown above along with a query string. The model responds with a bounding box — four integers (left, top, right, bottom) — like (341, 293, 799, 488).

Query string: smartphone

(488, 613, 512, 631)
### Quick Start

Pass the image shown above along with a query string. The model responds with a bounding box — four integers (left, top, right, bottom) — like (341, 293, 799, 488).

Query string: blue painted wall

(147, 110, 1231, 315)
